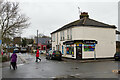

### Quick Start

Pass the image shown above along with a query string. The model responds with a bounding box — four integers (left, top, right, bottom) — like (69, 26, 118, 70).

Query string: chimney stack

(80, 12, 89, 19)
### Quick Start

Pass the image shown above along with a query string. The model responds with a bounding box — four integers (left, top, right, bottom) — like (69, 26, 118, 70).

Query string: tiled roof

(51, 17, 116, 34)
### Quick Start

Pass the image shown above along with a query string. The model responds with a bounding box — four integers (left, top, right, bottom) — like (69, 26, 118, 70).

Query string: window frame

(52, 34, 55, 42)
(67, 29, 69, 40)
(70, 28, 72, 40)
(60, 31, 65, 41)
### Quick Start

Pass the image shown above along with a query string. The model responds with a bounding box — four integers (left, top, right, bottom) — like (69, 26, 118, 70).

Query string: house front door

(76, 46, 82, 59)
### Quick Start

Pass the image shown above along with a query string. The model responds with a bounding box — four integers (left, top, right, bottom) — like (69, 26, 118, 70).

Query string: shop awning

(63, 40, 97, 45)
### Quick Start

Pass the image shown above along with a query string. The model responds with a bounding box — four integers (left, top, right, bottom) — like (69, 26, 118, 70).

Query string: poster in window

(84, 44, 95, 51)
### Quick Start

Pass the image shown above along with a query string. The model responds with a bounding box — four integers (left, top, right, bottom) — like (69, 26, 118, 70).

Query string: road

(2, 53, 120, 79)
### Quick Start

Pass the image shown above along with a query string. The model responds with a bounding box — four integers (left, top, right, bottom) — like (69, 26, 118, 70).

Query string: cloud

(6, 0, 118, 38)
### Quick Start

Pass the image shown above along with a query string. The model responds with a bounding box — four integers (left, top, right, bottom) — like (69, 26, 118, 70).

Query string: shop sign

(70, 44, 74, 47)
(76, 44, 82, 47)
(75, 42, 83, 44)
(84, 40, 97, 44)
(66, 45, 70, 47)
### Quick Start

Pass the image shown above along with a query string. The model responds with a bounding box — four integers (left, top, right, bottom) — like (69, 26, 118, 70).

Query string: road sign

(0, 40, 2, 45)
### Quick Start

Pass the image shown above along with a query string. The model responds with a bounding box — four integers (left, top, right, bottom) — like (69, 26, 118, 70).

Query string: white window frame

(63, 31, 64, 40)
(60, 31, 65, 41)
(67, 29, 69, 40)
(70, 28, 72, 40)
(60, 32, 62, 41)
(52, 34, 55, 42)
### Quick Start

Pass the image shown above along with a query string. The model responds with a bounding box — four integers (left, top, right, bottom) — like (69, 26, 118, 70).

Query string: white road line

(17, 64, 24, 66)
(49, 77, 56, 78)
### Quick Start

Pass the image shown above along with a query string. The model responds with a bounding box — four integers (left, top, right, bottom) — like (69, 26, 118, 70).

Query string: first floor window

(67, 29, 69, 40)
(52, 34, 55, 42)
(70, 28, 72, 40)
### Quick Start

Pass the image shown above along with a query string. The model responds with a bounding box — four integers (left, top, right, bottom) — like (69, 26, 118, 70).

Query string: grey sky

(8, 0, 119, 38)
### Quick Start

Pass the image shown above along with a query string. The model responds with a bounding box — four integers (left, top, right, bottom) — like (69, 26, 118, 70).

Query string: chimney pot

(80, 12, 89, 19)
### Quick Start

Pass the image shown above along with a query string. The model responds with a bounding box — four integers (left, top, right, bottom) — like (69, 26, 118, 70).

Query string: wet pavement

(2, 53, 120, 79)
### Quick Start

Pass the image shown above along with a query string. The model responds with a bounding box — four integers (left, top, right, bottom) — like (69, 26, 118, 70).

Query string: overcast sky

(7, 0, 119, 38)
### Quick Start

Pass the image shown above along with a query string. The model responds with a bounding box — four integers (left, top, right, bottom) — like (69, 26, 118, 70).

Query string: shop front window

(66, 45, 74, 55)
(62, 45, 64, 54)
(84, 44, 95, 51)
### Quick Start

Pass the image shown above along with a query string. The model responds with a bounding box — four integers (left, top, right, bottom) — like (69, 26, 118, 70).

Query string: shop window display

(66, 45, 74, 55)
(84, 44, 95, 51)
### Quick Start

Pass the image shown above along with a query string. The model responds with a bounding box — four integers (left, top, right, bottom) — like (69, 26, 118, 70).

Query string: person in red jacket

(36, 48, 41, 62)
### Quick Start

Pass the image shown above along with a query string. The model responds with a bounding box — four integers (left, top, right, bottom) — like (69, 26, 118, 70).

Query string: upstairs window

(63, 31, 64, 40)
(67, 28, 72, 40)
(52, 34, 55, 42)
(70, 28, 72, 40)
(60, 31, 65, 41)
(67, 29, 69, 40)
(60, 32, 62, 41)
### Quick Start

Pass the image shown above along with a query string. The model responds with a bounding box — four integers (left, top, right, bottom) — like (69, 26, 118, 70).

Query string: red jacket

(36, 49, 39, 57)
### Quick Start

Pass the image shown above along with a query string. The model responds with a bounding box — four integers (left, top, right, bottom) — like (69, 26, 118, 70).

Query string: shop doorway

(76, 46, 82, 59)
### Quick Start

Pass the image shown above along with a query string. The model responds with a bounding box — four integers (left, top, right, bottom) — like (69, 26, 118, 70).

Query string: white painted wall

(72, 26, 116, 59)
(52, 26, 116, 59)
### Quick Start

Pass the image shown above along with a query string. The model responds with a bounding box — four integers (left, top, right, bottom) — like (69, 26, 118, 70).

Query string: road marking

(17, 64, 24, 66)
(49, 77, 56, 78)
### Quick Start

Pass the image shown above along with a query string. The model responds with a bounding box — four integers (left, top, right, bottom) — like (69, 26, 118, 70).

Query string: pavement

(1, 53, 120, 79)
(62, 57, 114, 63)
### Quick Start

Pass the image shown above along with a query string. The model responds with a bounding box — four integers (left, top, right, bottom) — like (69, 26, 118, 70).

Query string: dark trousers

(11, 62, 17, 70)
(36, 57, 41, 62)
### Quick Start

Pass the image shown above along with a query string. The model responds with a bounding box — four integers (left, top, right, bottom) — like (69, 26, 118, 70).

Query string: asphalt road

(2, 53, 120, 79)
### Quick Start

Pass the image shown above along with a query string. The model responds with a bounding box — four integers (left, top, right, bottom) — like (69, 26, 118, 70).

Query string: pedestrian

(10, 51, 17, 70)
(36, 48, 41, 62)
(1, 49, 3, 55)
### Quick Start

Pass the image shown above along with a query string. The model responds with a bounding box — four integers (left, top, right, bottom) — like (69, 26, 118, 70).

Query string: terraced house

(51, 12, 116, 59)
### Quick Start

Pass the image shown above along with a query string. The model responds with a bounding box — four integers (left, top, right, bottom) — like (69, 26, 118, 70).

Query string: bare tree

(38, 33, 45, 38)
(0, 1, 30, 42)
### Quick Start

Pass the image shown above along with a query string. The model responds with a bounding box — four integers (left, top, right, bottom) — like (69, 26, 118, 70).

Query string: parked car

(46, 50, 62, 60)
(20, 48, 27, 53)
(14, 48, 19, 53)
(114, 52, 120, 61)
(39, 50, 46, 54)
(32, 49, 37, 53)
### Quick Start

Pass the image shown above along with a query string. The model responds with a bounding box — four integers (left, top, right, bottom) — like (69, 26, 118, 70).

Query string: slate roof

(35, 37, 51, 45)
(51, 17, 116, 34)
